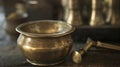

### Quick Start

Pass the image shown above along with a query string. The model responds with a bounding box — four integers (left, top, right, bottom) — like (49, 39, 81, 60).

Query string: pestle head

(72, 51, 82, 63)
(72, 38, 96, 64)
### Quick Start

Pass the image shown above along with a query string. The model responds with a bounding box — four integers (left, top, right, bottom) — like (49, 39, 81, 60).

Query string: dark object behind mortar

(72, 26, 120, 43)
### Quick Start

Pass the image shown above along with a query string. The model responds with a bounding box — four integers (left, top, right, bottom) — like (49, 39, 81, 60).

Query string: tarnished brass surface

(72, 38, 120, 63)
(86, 38, 120, 51)
(104, 0, 120, 25)
(66, 0, 80, 9)
(90, 0, 105, 26)
(90, 10, 105, 26)
(66, 10, 83, 28)
(63, 0, 83, 28)
(61, 0, 69, 22)
(92, 0, 104, 9)
(95, 41, 120, 51)
(104, 0, 119, 8)
(110, 9, 120, 26)
(72, 38, 94, 63)
(16, 20, 74, 66)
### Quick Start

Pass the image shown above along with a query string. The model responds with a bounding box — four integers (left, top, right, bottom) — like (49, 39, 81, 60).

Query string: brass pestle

(72, 38, 120, 63)
(72, 38, 94, 63)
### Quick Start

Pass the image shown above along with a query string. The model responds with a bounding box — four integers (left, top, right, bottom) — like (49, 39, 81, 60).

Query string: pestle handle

(96, 41, 120, 51)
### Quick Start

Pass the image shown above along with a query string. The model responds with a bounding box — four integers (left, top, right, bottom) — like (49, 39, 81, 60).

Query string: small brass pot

(16, 20, 74, 66)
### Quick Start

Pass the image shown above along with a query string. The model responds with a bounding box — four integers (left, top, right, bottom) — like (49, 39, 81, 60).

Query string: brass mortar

(16, 20, 75, 66)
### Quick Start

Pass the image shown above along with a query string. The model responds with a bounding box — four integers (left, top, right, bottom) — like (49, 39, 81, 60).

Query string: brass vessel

(90, 0, 105, 26)
(104, 0, 120, 25)
(62, 0, 83, 28)
(16, 20, 74, 66)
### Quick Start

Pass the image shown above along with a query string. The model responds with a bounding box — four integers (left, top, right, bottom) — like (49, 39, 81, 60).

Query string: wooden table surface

(0, 35, 120, 67)
(0, 3, 120, 67)
(0, 24, 120, 67)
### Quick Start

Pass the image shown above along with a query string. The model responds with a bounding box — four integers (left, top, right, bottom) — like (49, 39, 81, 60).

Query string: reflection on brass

(103, 0, 111, 23)
(90, 10, 105, 26)
(63, 0, 83, 28)
(88, 38, 120, 51)
(92, 0, 103, 9)
(105, 9, 112, 23)
(72, 38, 120, 63)
(66, 0, 80, 9)
(61, 0, 69, 21)
(95, 41, 120, 51)
(90, 0, 105, 26)
(66, 10, 83, 28)
(72, 38, 94, 63)
(104, 0, 120, 25)
(104, 0, 112, 8)
(110, 0, 120, 8)
(105, 11, 120, 25)
(16, 20, 75, 66)
(110, 9, 120, 26)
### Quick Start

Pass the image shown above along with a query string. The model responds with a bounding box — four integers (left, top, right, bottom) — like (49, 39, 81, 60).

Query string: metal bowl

(16, 20, 74, 66)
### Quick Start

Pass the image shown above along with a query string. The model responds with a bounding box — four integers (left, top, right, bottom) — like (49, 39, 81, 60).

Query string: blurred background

(1, 0, 120, 42)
